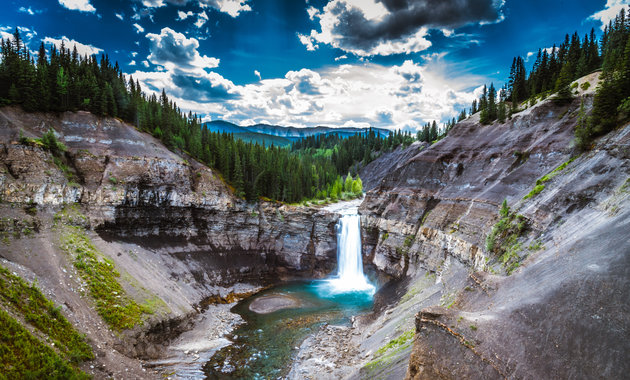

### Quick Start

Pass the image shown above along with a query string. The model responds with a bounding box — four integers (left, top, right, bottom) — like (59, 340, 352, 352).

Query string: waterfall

(319, 207, 375, 296)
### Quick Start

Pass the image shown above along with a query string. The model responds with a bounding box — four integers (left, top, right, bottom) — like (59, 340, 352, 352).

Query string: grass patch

(440, 291, 457, 309)
(54, 205, 88, 227)
(420, 210, 431, 225)
(523, 184, 545, 200)
(580, 81, 591, 91)
(59, 226, 146, 331)
(0, 309, 90, 380)
(0, 217, 40, 242)
(399, 276, 432, 304)
(403, 235, 414, 248)
(363, 329, 415, 378)
(486, 200, 528, 274)
(0, 266, 93, 363)
(524, 157, 577, 200)
(536, 157, 577, 185)
(374, 329, 415, 357)
(527, 239, 545, 251)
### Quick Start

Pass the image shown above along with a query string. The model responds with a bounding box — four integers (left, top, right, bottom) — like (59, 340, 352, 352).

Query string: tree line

(469, 25, 602, 126)
(576, 8, 630, 148)
(468, 7, 630, 151)
(0, 29, 418, 203)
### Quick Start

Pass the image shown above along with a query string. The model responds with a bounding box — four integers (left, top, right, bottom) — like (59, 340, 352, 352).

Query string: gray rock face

(0, 106, 338, 287)
(360, 97, 582, 279)
(357, 83, 630, 379)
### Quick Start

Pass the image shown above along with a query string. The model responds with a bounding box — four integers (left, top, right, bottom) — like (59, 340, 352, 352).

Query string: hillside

(346, 72, 630, 379)
(203, 120, 292, 147)
(0, 106, 340, 378)
(0, 71, 628, 379)
(205, 120, 391, 142)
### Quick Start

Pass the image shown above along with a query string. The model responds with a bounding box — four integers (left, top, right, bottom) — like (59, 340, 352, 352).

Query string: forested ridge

(469, 7, 630, 149)
(3, 9, 629, 202)
(0, 29, 413, 203)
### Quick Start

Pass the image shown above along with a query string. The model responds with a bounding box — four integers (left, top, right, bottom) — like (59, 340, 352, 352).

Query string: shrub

(485, 200, 529, 274)
(39, 129, 67, 156)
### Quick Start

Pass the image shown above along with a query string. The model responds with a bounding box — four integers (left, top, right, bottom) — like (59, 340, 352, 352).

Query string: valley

(1, 69, 628, 379)
(1, 2, 630, 379)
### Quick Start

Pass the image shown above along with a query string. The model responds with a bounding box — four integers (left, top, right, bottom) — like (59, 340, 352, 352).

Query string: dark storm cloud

(332, 0, 503, 51)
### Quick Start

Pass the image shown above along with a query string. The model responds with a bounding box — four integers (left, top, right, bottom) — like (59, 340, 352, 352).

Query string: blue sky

(1, 0, 625, 130)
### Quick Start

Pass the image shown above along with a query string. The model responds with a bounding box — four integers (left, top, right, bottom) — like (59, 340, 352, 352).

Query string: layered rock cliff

(0, 106, 339, 375)
(0, 107, 338, 284)
(354, 72, 630, 379)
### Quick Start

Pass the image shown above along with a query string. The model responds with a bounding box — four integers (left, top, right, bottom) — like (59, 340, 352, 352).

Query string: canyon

(0, 72, 629, 379)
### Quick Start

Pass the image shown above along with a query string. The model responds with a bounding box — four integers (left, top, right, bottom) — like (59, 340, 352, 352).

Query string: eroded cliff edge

(354, 73, 630, 379)
(0, 106, 339, 376)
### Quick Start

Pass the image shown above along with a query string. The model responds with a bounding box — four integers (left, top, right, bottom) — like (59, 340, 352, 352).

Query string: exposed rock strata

(0, 106, 339, 373)
(357, 74, 630, 379)
(0, 107, 338, 287)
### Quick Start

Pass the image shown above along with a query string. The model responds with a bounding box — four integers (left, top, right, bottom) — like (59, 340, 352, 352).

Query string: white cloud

(142, 60, 150, 67)
(177, 10, 194, 20)
(526, 46, 558, 61)
(142, 0, 165, 7)
(202, 0, 252, 18)
(42, 36, 103, 56)
(135, 0, 251, 18)
(195, 11, 209, 28)
(18, 6, 43, 15)
(146, 27, 219, 71)
(131, 51, 138, 57)
(334, 55, 348, 61)
(133, 55, 478, 131)
(589, 0, 629, 30)
(298, 33, 318, 51)
(133, 23, 145, 33)
(58, 0, 96, 13)
(0, 26, 38, 44)
(129, 60, 136, 66)
(115, 13, 124, 20)
(306, 6, 319, 20)
(0, 31, 13, 41)
(254, 70, 261, 80)
(300, 1, 430, 56)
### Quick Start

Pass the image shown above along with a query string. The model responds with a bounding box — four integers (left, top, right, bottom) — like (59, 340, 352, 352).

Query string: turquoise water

(203, 281, 374, 379)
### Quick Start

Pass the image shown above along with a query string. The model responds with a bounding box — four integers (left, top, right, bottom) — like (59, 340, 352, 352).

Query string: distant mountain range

(204, 120, 391, 147)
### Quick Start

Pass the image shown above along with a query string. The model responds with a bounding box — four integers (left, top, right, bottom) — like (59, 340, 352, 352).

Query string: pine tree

(554, 62, 574, 104)
(574, 98, 592, 150)
(233, 152, 245, 198)
(430, 121, 438, 141)
(487, 83, 497, 121)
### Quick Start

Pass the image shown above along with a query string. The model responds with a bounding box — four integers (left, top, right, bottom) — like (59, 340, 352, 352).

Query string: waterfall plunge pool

(204, 205, 376, 379)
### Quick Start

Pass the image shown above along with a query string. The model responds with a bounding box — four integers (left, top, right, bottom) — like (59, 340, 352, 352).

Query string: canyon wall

(0, 107, 338, 284)
(355, 73, 630, 379)
(0, 106, 339, 371)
